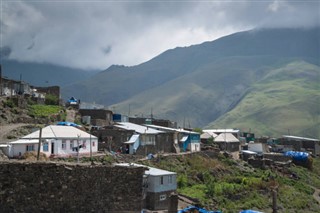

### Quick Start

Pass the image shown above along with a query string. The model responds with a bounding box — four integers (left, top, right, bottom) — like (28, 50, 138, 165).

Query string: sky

(0, 0, 319, 71)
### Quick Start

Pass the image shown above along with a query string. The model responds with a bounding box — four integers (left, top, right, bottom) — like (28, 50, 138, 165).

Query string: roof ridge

(49, 125, 57, 138)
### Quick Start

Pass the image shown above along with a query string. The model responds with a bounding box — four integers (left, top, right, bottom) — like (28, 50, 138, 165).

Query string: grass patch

(28, 105, 62, 118)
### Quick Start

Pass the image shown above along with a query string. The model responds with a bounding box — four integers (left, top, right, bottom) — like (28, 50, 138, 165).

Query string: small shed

(214, 132, 240, 152)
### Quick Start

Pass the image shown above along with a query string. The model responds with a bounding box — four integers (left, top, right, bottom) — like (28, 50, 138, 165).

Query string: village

(0, 74, 319, 213)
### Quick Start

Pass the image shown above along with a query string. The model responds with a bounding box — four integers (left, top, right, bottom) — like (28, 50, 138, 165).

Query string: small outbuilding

(115, 163, 177, 212)
(214, 132, 240, 152)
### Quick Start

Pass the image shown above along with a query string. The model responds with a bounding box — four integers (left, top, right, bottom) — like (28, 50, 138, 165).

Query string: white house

(8, 125, 98, 158)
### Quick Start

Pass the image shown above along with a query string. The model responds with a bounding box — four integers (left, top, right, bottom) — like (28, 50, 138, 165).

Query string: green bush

(177, 174, 188, 188)
(45, 94, 59, 105)
(3, 99, 15, 108)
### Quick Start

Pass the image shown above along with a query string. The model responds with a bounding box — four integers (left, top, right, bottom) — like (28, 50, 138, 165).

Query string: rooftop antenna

(150, 107, 153, 119)
(128, 104, 131, 117)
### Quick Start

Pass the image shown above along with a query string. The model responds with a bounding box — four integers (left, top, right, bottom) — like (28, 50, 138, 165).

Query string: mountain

(62, 27, 319, 138)
(206, 61, 320, 138)
(1, 59, 99, 87)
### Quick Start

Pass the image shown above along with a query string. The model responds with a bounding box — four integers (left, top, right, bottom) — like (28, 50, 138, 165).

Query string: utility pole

(77, 134, 80, 163)
(37, 127, 42, 161)
(89, 130, 92, 163)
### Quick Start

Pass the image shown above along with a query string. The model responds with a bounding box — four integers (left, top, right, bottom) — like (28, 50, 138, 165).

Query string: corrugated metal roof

(9, 139, 39, 144)
(146, 124, 199, 134)
(124, 134, 139, 144)
(203, 129, 240, 134)
(114, 163, 176, 176)
(115, 122, 163, 134)
(282, 135, 319, 142)
(180, 136, 188, 142)
(201, 132, 217, 139)
(214, 133, 240, 143)
(20, 125, 97, 140)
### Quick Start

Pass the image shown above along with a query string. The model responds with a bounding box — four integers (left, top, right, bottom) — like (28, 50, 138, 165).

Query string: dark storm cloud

(1, 0, 319, 70)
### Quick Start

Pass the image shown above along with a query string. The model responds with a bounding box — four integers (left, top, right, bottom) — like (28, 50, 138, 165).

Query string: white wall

(189, 143, 201, 152)
(248, 143, 265, 153)
(53, 138, 98, 156)
(147, 174, 177, 193)
(9, 138, 98, 158)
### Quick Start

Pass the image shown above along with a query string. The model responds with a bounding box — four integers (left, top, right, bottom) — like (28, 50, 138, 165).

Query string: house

(115, 163, 178, 212)
(115, 122, 175, 155)
(146, 124, 201, 153)
(129, 116, 177, 128)
(214, 132, 240, 152)
(200, 132, 217, 143)
(0, 76, 32, 96)
(278, 135, 320, 156)
(8, 125, 98, 158)
(203, 129, 241, 139)
(79, 108, 113, 126)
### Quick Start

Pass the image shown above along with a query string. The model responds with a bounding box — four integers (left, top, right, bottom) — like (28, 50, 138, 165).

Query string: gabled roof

(203, 129, 240, 134)
(21, 125, 97, 140)
(146, 124, 199, 135)
(214, 133, 240, 143)
(201, 132, 217, 139)
(115, 122, 163, 134)
(115, 163, 176, 176)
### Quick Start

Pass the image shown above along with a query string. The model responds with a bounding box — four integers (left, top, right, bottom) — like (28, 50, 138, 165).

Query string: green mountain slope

(207, 61, 320, 138)
(60, 27, 319, 138)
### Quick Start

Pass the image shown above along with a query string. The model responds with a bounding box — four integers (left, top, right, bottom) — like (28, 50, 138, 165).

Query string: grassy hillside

(141, 153, 320, 212)
(111, 55, 283, 127)
(61, 27, 319, 137)
(207, 61, 320, 138)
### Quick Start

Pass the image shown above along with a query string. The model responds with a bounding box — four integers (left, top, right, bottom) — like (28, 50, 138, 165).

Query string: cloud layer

(1, 0, 319, 70)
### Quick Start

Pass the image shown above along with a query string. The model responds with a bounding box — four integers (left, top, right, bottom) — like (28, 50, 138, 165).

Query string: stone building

(116, 163, 178, 212)
(278, 135, 320, 156)
(79, 109, 113, 126)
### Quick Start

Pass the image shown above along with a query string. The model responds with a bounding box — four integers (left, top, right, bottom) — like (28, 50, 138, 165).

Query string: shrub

(45, 94, 59, 105)
(177, 174, 188, 188)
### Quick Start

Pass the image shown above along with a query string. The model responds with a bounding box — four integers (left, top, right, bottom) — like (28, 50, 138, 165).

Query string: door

(51, 142, 54, 154)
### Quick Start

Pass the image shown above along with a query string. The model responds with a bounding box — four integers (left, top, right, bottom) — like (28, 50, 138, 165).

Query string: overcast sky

(1, 0, 319, 70)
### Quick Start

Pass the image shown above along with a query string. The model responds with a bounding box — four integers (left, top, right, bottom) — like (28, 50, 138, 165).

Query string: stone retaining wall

(0, 161, 146, 212)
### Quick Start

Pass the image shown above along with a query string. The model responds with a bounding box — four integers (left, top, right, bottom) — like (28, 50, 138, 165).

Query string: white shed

(8, 125, 98, 158)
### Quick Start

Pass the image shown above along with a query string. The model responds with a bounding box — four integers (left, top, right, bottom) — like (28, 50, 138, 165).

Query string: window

(168, 175, 173, 184)
(160, 194, 166, 201)
(69, 141, 74, 150)
(62, 141, 66, 150)
(26, 145, 34, 152)
(160, 176, 164, 185)
(92, 141, 95, 147)
(43, 142, 48, 152)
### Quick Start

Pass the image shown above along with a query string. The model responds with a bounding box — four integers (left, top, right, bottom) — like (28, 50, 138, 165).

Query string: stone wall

(0, 161, 146, 213)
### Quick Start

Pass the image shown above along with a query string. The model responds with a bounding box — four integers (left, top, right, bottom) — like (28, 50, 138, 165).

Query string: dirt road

(66, 109, 76, 122)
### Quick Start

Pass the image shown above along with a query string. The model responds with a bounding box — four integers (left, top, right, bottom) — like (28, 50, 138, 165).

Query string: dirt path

(0, 123, 29, 143)
(311, 186, 320, 204)
(66, 109, 76, 122)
